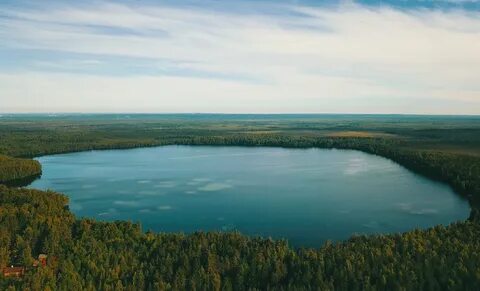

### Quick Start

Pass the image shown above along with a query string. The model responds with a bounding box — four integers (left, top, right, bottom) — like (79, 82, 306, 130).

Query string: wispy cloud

(0, 1, 479, 114)
(198, 182, 232, 192)
(114, 200, 139, 207)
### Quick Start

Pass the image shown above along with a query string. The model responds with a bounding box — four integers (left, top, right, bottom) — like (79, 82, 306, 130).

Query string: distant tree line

(1, 132, 478, 205)
(174, 135, 480, 206)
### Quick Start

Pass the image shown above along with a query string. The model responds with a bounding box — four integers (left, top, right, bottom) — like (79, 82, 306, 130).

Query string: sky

(0, 0, 479, 114)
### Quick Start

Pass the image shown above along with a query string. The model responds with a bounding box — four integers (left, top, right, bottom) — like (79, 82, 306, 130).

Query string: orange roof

(2, 266, 25, 277)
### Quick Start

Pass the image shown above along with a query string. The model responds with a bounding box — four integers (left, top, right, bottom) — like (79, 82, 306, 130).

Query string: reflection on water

(29, 146, 470, 247)
(4, 174, 42, 187)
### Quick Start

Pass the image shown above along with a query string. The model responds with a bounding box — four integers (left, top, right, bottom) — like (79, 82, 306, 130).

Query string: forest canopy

(1, 186, 479, 290)
(0, 114, 479, 290)
(0, 155, 41, 184)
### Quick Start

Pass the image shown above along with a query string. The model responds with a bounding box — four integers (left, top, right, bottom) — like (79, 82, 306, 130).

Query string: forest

(0, 155, 41, 185)
(0, 114, 479, 289)
(1, 186, 479, 290)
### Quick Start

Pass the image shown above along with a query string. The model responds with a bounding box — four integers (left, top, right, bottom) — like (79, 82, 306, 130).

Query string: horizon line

(1, 112, 479, 117)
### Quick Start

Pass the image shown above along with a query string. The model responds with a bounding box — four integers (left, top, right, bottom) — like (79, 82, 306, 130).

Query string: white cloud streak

(0, 2, 479, 113)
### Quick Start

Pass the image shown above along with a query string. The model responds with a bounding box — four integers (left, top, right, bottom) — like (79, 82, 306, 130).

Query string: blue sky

(0, 0, 479, 114)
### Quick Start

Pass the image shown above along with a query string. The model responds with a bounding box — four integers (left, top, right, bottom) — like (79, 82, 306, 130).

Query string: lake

(29, 146, 469, 247)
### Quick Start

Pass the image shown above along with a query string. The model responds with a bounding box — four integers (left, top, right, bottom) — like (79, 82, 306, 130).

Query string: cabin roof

(3, 266, 25, 274)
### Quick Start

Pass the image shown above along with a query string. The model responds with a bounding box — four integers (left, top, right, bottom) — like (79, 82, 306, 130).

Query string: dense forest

(0, 114, 479, 289)
(0, 155, 41, 185)
(1, 186, 479, 290)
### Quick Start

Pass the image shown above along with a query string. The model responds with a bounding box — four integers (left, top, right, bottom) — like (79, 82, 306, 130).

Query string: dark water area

(3, 174, 41, 187)
(29, 146, 469, 247)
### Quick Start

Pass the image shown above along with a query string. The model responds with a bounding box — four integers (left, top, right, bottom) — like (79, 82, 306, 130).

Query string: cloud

(157, 205, 172, 211)
(0, 1, 479, 113)
(154, 181, 177, 188)
(198, 182, 232, 192)
(362, 221, 380, 229)
(138, 190, 161, 196)
(98, 208, 117, 216)
(344, 158, 367, 176)
(113, 200, 139, 207)
(69, 201, 83, 211)
(397, 203, 439, 215)
(137, 180, 152, 184)
(187, 178, 207, 186)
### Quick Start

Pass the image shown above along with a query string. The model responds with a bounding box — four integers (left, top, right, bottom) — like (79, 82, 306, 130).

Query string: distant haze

(0, 0, 479, 114)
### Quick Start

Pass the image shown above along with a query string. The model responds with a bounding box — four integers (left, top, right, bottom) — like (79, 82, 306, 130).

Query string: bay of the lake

(29, 146, 469, 247)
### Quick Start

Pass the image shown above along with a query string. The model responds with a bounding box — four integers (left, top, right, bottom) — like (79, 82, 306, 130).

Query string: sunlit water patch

(29, 146, 469, 247)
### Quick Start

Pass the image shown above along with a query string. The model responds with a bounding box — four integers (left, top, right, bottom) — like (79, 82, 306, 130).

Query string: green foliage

(0, 185, 74, 264)
(0, 115, 479, 289)
(0, 114, 478, 201)
(0, 187, 479, 290)
(0, 155, 41, 184)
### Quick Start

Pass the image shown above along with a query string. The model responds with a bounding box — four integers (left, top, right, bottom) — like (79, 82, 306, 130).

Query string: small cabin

(33, 254, 48, 267)
(2, 266, 25, 278)
(38, 254, 47, 266)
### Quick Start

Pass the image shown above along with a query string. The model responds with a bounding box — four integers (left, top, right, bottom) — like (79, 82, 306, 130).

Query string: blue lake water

(29, 146, 469, 247)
